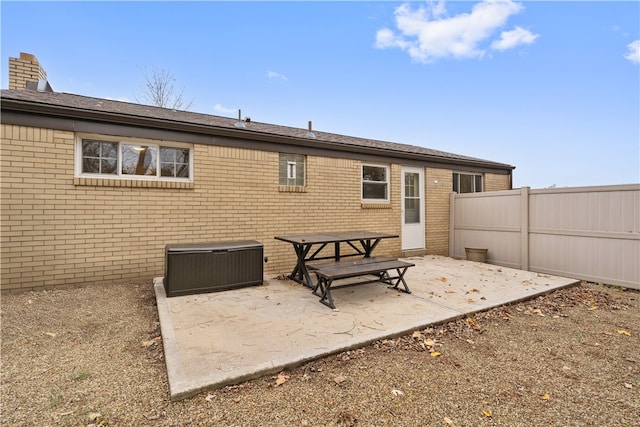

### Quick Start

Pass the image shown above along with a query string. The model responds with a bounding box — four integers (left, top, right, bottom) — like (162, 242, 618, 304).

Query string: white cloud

(213, 103, 237, 115)
(375, 0, 537, 62)
(491, 26, 539, 51)
(624, 40, 640, 64)
(267, 71, 288, 81)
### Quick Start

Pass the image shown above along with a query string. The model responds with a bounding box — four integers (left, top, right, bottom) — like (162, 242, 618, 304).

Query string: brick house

(1, 53, 514, 292)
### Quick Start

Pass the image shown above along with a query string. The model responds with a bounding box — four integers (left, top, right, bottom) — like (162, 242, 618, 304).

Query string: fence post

(520, 186, 530, 271)
(449, 191, 456, 258)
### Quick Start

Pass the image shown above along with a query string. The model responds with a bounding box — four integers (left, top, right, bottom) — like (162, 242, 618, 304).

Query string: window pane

(475, 175, 483, 192)
(363, 165, 386, 182)
(102, 143, 117, 159)
(296, 159, 304, 185)
(176, 163, 189, 178)
(405, 172, 419, 197)
(82, 140, 117, 174)
(160, 149, 175, 163)
(363, 182, 387, 199)
(159, 147, 190, 178)
(459, 174, 473, 193)
(83, 158, 100, 173)
(405, 199, 420, 224)
(160, 163, 174, 177)
(453, 173, 459, 193)
(122, 145, 157, 176)
(101, 159, 117, 174)
(82, 141, 100, 157)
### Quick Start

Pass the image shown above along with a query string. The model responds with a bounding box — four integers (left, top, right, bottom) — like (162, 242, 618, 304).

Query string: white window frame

(287, 161, 297, 180)
(361, 163, 390, 202)
(75, 135, 194, 182)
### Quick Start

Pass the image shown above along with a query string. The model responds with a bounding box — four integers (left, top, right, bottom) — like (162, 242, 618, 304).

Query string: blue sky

(2, 1, 639, 189)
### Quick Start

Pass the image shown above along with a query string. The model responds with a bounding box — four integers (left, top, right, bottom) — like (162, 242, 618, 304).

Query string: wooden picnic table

(274, 231, 399, 289)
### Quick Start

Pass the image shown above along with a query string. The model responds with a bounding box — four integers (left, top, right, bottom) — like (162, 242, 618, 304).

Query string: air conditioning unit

(164, 240, 263, 297)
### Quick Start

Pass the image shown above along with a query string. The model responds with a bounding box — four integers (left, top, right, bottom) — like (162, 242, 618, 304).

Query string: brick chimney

(8, 52, 52, 91)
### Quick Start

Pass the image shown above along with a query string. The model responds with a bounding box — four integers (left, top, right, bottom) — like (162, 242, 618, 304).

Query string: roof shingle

(1, 89, 513, 170)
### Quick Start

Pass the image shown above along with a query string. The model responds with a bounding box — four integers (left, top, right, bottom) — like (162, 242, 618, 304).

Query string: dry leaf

(141, 336, 161, 347)
(438, 277, 447, 282)
(617, 330, 631, 336)
(334, 375, 346, 384)
(430, 351, 442, 357)
(205, 393, 215, 402)
(424, 338, 436, 347)
(45, 332, 57, 338)
(275, 372, 289, 386)
(540, 393, 550, 400)
(624, 383, 633, 389)
(391, 389, 404, 396)
(443, 416, 455, 426)
(588, 305, 598, 310)
(412, 331, 422, 339)
(469, 288, 480, 293)
(482, 409, 492, 417)
(532, 309, 544, 316)
(466, 298, 475, 303)
(466, 317, 475, 324)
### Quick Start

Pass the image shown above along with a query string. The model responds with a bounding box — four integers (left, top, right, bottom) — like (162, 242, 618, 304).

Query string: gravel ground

(1, 281, 638, 427)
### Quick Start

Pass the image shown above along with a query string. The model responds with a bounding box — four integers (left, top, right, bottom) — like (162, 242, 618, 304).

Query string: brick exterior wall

(425, 167, 454, 256)
(1, 124, 511, 292)
(8, 53, 47, 90)
(484, 173, 511, 192)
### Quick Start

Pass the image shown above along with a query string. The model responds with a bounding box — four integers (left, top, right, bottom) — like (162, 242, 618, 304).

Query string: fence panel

(450, 184, 640, 289)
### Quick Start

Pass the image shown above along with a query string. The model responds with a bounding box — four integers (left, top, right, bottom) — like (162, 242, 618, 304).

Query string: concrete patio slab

(154, 255, 579, 401)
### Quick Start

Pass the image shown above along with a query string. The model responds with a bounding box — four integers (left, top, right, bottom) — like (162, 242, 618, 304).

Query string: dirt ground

(1, 280, 638, 426)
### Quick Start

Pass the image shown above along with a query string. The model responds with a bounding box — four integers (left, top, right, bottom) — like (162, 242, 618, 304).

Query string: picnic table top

(274, 231, 398, 245)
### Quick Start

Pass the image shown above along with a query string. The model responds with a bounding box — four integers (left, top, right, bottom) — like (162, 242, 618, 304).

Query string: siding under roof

(1, 89, 514, 172)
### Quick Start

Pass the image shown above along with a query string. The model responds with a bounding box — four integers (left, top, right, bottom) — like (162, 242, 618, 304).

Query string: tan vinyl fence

(449, 184, 640, 290)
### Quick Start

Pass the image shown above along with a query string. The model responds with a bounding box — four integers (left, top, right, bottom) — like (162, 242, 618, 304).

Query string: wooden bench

(311, 257, 414, 309)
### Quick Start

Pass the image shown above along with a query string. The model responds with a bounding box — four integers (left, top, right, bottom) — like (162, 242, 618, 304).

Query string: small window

(279, 154, 305, 186)
(453, 172, 483, 193)
(287, 161, 297, 180)
(362, 164, 389, 201)
(78, 137, 192, 180)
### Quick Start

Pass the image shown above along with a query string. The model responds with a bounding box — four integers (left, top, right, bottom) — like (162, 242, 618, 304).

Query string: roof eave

(1, 97, 515, 171)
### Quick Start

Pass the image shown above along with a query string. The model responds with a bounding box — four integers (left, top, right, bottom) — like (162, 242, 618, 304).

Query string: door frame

(401, 166, 425, 251)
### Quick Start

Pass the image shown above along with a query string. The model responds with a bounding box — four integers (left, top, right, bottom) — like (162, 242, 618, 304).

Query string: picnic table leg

(288, 244, 314, 288)
(391, 267, 412, 294)
(359, 238, 382, 257)
(313, 274, 336, 309)
(317, 277, 336, 309)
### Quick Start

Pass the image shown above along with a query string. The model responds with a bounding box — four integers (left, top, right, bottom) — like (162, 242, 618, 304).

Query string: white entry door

(401, 167, 425, 250)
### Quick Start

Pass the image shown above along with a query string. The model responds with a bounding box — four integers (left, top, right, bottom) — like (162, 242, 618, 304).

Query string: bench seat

(307, 256, 396, 271)
(312, 258, 414, 309)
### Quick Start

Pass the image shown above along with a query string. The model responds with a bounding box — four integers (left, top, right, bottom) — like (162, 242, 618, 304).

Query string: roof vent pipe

(234, 109, 246, 128)
(306, 120, 316, 139)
